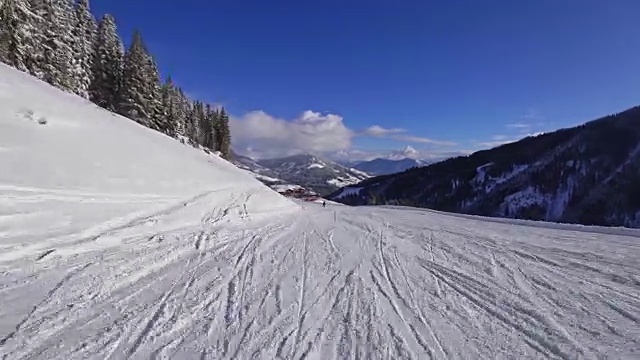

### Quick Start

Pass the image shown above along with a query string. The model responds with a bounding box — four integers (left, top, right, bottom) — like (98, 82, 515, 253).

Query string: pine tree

(193, 100, 206, 146)
(173, 87, 190, 138)
(160, 76, 178, 137)
(185, 101, 199, 146)
(117, 30, 163, 129)
(70, 0, 96, 98)
(203, 104, 215, 149)
(40, 0, 76, 90)
(0, 0, 36, 73)
(25, 0, 48, 79)
(144, 54, 165, 132)
(117, 30, 148, 125)
(90, 14, 123, 111)
(211, 108, 221, 149)
(216, 107, 231, 159)
(0, 3, 233, 152)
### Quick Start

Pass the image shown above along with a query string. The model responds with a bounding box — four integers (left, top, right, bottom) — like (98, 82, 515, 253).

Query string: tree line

(0, 0, 231, 158)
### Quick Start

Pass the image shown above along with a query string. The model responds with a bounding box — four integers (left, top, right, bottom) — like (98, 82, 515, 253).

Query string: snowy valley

(1, 61, 640, 359)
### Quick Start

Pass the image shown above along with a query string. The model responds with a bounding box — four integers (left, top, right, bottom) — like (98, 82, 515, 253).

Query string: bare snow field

(1, 64, 640, 359)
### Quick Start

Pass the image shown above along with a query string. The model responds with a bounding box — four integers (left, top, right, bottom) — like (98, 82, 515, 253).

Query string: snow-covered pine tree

(0, 4, 233, 151)
(117, 31, 148, 125)
(144, 54, 166, 133)
(193, 100, 207, 146)
(0, 0, 37, 73)
(25, 0, 48, 80)
(0, 0, 22, 68)
(185, 100, 199, 146)
(70, 0, 97, 98)
(203, 103, 215, 150)
(118, 30, 162, 129)
(160, 76, 179, 137)
(40, 0, 76, 90)
(173, 87, 190, 138)
(195, 101, 205, 146)
(90, 14, 123, 111)
(216, 107, 232, 159)
(210, 108, 220, 150)
(212, 108, 221, 151)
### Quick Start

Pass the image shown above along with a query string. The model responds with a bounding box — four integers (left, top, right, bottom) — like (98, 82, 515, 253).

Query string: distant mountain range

(233, 153, 371, 196)
(329, 106, 640, 228)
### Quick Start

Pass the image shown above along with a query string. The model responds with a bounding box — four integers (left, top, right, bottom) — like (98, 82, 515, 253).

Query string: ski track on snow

(1, 199, 640, 359)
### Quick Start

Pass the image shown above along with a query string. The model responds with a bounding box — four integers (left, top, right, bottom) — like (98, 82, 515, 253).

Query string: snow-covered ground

(2, 65, 640, 359)
(0, 63, 295, 262)
(2, 201, 640, 359)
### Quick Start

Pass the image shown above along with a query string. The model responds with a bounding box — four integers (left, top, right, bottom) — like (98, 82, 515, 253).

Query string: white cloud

(362, 125, 405, 137)
(231, 110, 353, 159)
(506, 123, 531, 129)
(231, 110, 459, 160)
(360, 125, 456, 146)
(331, 149, 383, 163)
(387, 145, 420, 160)
(392, 135, 456, 145)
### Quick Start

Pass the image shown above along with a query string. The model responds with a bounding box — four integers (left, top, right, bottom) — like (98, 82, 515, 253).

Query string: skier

(322, 201, 327, 208)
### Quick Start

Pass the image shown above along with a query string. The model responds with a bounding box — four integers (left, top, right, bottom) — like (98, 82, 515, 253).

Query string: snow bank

(0, 63, 297, 260)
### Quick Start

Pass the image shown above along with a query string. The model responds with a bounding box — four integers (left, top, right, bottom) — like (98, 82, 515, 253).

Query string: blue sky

(92, 0, 640, 160)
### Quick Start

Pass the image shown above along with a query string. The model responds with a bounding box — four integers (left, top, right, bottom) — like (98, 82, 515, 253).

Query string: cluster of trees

(0, 0, 231, 158)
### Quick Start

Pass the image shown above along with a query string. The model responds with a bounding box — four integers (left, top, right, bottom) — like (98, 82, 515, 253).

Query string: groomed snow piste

(1, 64, 639, 359)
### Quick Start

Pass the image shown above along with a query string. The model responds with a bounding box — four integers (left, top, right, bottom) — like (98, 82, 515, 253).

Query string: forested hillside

(0, 0, 231, 157)
(331, 107, 640, 228)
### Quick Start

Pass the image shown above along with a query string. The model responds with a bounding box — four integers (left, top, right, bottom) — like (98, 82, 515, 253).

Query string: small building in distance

(272, 184, 321, 202)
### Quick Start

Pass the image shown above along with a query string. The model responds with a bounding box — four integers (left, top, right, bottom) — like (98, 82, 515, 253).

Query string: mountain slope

(256, 153, 370, 195)
(331, 107, 640, 228)
(230, 150, 285, 185)
(0, 62, 296, 255)
(352, 157, 426, 176)
(2, 63, 640, 359)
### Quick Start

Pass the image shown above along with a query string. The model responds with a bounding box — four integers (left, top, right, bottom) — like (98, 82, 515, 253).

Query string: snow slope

(2, 200, 640, 359)
(2, 64, 640, 359)
(0, 62, 296, 263)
